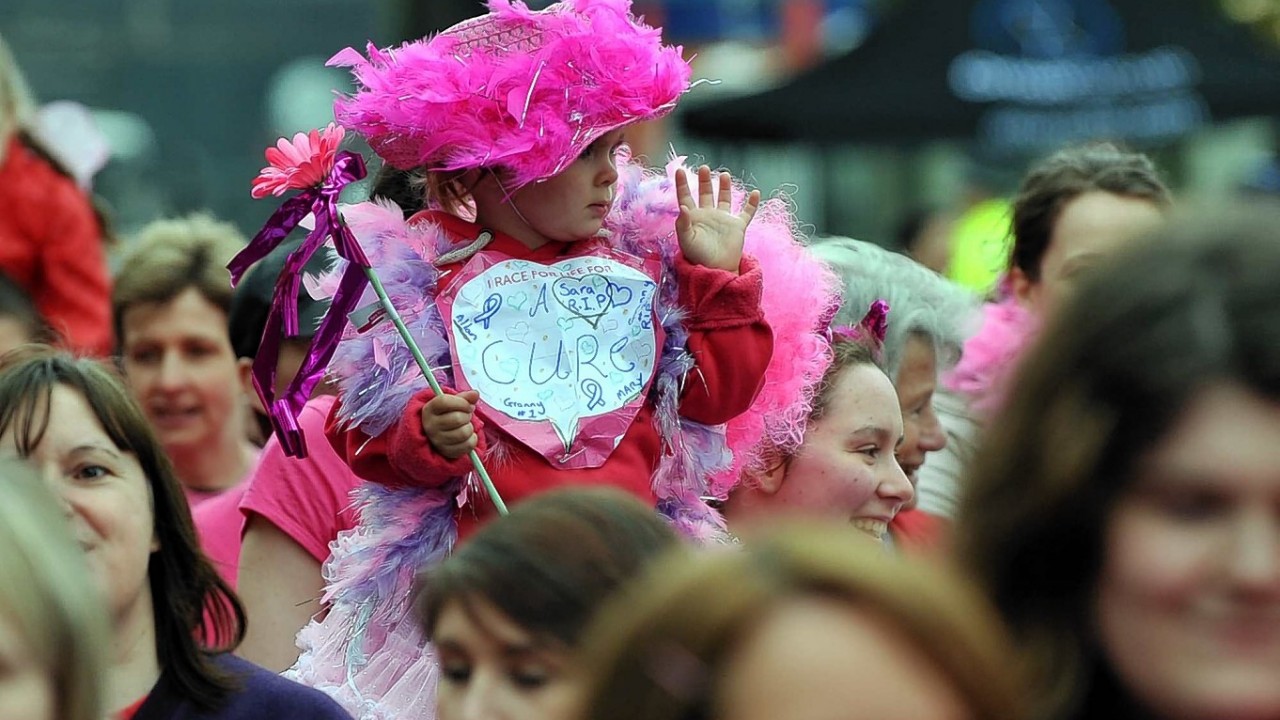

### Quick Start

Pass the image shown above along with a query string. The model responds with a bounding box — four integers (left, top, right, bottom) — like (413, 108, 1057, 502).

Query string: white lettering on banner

(948, 47, 1200, 105)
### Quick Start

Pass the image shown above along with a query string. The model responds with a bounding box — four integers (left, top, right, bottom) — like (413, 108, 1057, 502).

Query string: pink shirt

(240, 395, 362, 563)
(184, 485, 222, 510)
(193, 483, 250, 587)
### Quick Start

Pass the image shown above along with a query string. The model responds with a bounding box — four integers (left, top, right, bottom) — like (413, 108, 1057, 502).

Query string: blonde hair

(575, 526, 1027, 720)
(0, 458, 108, 720)
(112, 213, 246, 347)
(0, 33, 36, 141)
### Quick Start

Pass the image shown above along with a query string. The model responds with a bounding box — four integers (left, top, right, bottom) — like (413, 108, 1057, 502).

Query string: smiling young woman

(0, 347, 353, 720)
(723, 337, 915, 546)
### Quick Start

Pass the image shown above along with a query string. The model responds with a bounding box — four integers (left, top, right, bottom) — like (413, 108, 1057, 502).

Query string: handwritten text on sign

(443, 254, 661, 467)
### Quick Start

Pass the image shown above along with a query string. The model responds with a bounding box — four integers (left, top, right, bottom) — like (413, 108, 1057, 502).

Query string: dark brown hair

(1009, 143, 1171, 281)
(575, 525, 1027, 720)
(371, 163, 426, 218)
(418, 486, 678, 647)
(956, 205, 1280, 719)
(0, 346, 247, 710)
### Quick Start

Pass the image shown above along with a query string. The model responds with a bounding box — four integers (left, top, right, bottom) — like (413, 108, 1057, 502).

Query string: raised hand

(675, 165, 761, 273)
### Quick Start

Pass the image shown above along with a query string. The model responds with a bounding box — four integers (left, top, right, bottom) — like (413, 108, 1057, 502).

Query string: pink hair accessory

(828, 299, 890, 352)
(327, 0, 692, 189)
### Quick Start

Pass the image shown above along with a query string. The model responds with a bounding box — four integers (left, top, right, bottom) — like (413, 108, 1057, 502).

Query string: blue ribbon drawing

(582, 378, 606, 411)
(475, 293, 503, 329)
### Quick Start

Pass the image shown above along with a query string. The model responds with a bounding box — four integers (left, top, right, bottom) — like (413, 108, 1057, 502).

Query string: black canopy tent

(681, 0, 1280, 154)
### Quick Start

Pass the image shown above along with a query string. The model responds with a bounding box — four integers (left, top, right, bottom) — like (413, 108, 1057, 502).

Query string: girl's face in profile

(434, 596, 577, 720)
(0, 607, 53, 720)
(501, 130, 625, 247)
(1097, 382, 1280, 719)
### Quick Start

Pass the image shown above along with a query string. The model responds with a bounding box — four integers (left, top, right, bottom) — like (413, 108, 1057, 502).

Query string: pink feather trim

(654, 155, 841, 497)
(943, 296, 1040, 417)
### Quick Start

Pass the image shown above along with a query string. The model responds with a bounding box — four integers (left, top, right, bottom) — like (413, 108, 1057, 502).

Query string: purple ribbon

(228, 151, 369, 458)
(827, 299, 891, 354)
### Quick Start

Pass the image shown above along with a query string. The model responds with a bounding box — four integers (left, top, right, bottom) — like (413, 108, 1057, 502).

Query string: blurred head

(1008, 143, 1170, 317)
(808, 238, 978, 490)
(113, 214, 250, 461)
(226, 237, 334, 440)
(726, 338, 914, 544)
(0, 33, 35, 141)
(417, 487, 679, 720)
(0, 347, 245, 709)
(576, 525, 1026, 720)
(370, 163, 427, 218)
(957, 206, 1280, 719)
(0, 272, 48, 355)
(0, 458, 107, 720)
(895, 208, 955, 274)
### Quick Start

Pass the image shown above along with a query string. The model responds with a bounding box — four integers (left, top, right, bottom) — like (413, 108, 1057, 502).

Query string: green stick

(361, 267, 509, 516)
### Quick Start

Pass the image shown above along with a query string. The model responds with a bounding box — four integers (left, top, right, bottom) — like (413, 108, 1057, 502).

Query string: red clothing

(890, 508, 949, 554)
(117, 696, 147, 720)
(0, 135, 112, 356)
(328, 213, 773, 538)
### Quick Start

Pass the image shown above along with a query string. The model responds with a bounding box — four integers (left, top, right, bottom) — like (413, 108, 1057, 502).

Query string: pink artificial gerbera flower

(251, 123, 346, 199)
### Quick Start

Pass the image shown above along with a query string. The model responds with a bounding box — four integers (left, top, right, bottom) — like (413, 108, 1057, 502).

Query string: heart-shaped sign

(438, 249, 664, 469)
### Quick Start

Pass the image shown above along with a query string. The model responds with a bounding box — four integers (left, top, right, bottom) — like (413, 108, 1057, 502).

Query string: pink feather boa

(943, 295, 1040, 418)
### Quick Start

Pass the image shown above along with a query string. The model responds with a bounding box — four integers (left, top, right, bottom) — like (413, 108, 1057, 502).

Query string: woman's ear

(753, 445, 789, 495)
(237, 358, 262, 413)
(1009, 266, 1040, 310)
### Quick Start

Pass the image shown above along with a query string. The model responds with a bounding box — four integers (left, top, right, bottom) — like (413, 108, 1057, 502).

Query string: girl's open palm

(675, 165, 761, 272)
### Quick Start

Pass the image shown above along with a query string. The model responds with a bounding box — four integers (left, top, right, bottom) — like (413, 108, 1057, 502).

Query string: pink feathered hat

(327, 0, 692, 190)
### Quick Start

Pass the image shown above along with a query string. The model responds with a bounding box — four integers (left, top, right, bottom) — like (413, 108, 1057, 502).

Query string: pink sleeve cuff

(676, 255, 765, 330)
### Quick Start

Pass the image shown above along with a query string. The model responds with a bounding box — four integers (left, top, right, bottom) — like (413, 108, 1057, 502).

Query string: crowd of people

(1, 1, 1277, 719)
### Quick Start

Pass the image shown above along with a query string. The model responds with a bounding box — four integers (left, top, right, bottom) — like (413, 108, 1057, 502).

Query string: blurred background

(6, 0, 1280, 257)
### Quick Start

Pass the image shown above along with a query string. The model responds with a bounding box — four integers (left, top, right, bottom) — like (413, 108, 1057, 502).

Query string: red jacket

(0, 135, 112, 356)
(328, 213, 774, 539)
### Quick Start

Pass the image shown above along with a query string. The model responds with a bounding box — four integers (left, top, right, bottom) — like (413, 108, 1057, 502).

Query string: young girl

(262, 0, 838, 715)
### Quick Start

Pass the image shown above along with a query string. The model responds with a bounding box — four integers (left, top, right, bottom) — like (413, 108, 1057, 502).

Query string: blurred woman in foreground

(0, 457, 107, 720)
(575, 525, 1025, 720)
(957, 206, 1280, 719)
